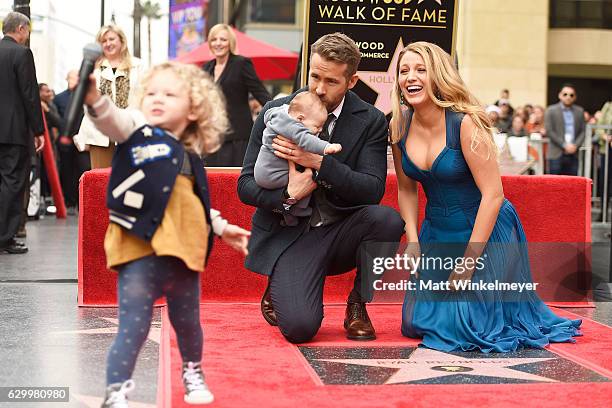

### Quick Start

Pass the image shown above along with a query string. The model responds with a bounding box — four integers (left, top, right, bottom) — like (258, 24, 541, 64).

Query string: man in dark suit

(53, 70, 90, 212)
(545, 84, 585, 175)
(238, 33, 404, 343)
(0, 12, 45, 254)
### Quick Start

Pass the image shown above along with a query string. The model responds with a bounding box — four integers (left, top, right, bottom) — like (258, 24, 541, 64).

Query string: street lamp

(133, 0, 142, 57)
(13, 0, 30, 18)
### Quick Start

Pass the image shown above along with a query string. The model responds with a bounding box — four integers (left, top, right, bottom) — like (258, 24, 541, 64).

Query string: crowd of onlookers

(486, 88, 608, 142)
(486, 88, 612, 170)
(486, 86, 611, 215)
(1, 15, 144, 254)
(38, 22, 147, 218)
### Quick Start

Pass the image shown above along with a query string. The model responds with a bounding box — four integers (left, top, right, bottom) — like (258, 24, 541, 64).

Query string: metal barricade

(585, 124, 612, 224)
(528, 135, 546, 175)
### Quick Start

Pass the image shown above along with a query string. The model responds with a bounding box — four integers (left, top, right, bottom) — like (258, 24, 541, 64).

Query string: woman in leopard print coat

(75, 24, 145, 168)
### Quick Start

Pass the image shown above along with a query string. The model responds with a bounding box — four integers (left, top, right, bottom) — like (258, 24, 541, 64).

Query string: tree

(132, 0, 142, 58)
(141, 0, 162, 66)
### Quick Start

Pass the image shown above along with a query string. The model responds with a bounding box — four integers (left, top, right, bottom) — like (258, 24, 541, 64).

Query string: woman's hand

(447, 262, 475, 291)
(221, 224, 251, 256)
(447, 242, 484, 290)
(272, 135, 323, 171)
(404, 240, 421, 279)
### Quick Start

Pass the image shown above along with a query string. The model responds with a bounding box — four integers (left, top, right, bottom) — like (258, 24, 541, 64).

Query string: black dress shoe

(1, 239, 28, 254)
(344, 302, 376, 341)
(261, 280, 278, 326)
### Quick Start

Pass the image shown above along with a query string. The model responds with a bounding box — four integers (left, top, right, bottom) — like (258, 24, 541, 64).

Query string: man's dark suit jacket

(54, 89, 70, 118)
(54, 89, 80, 136)
(0, 36, 44, 146)
(238, 89, 389, 276)
(203, 54, 271, 143)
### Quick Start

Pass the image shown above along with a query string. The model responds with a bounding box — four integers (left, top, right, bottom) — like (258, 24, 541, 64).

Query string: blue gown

(399, 108, 581, 353)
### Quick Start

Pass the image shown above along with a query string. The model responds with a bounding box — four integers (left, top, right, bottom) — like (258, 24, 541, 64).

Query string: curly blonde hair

(390, 42, 497, 159)
(136, 61, 228, 155)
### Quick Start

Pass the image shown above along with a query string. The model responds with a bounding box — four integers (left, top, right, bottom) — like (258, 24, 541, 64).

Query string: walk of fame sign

(299, 347, 611, 385)
(302, 0, 458, 116)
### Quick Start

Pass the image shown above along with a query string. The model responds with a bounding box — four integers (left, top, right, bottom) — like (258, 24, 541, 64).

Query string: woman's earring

(400, 93, 406, 106)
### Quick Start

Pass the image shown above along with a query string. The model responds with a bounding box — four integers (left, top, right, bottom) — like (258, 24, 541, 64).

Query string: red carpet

(548, 309, 612, 379)
(159, 304, 611, 408)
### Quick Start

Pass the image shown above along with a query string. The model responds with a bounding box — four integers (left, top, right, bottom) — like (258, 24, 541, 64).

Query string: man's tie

(319, 113, 336, 142)
(310, 113, 337, 227)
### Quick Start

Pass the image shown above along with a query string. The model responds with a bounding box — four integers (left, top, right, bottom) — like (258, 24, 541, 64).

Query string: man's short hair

(2, 11, 30, 35)
(311, 33, 361, 78)
(288, 91, 326, 116)
(560, 83, 576, 93)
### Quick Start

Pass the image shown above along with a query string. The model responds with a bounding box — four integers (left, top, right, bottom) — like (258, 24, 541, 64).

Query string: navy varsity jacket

(106, 125, 214, 261)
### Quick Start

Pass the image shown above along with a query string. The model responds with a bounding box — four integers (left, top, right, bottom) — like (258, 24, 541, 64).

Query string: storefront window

(550, 0, 612, 29)
(250, 0, 296, 24)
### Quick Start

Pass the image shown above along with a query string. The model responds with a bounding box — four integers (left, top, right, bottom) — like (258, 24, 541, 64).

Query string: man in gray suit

(0, 12, 45, 254)
(545, 84, 585, 175)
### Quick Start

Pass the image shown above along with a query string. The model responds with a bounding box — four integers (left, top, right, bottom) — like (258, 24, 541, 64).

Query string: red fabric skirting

(78, 169, 592, 306)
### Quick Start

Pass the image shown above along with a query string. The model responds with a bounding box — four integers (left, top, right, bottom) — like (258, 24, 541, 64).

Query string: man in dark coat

(53, 70, 90, 211)
(238, 33, 404, 343)
(0, 12, 45, 253)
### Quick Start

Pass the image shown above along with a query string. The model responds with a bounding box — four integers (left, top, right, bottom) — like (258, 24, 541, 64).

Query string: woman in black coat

(203, 24, 272, 166)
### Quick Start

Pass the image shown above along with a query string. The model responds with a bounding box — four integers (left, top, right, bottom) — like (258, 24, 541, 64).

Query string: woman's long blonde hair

(136, 62, 228, 155)
(390, 41, 497, 158)
(96, 24, 132, 71)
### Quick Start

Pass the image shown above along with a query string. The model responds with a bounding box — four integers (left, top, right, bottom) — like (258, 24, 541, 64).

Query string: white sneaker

(182, 362, 214, 404)
(101, 379, 135, 408)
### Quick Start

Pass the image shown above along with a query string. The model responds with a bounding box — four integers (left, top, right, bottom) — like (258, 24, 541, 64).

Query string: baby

(254, 91, 342, 226)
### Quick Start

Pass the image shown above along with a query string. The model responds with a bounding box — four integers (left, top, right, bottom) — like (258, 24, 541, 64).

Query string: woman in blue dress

(389, 42, 581, 353)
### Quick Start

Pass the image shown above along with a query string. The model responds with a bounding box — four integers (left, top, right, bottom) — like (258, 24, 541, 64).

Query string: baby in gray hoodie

(254, 91, 342, 226)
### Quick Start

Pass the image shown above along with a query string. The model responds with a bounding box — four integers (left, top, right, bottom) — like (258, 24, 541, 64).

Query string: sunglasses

(562, 93, 575, 97)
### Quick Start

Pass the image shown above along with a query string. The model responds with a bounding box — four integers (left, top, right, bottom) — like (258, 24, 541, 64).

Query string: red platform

(78, 169, 592, 306)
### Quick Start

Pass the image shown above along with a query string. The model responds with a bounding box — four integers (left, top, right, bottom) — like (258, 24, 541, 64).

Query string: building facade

(220, 0, 611, 112)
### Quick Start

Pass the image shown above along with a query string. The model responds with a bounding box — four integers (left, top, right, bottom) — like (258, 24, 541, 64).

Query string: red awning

(175, 27, 299, 81)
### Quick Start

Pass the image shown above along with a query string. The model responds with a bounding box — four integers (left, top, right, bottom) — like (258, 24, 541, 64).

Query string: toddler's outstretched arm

(210, 209, 251, 256)
(84, 74, 144, 143)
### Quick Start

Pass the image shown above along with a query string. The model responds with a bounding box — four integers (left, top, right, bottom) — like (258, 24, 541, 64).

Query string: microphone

(65, 43, 103, 136)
